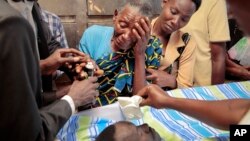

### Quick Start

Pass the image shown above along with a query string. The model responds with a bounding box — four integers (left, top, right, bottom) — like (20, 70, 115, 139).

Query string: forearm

(211, 42, 226, 84)
(226, 67, 250, 80)
(226, 55, 250, 80)
(133, 53, 146, 95)
(41, 91, 57, 106)
(165, 98, 250, 130)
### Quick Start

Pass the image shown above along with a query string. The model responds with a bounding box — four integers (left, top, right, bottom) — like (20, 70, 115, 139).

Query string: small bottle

(85, 62, 94, 76)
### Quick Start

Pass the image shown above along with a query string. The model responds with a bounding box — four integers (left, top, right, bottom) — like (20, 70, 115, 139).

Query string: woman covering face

(112, 4, 150, 52)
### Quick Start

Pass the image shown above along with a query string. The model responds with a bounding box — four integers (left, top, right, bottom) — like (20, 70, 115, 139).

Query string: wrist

(40, 59, 49, 75)
(61, 95, 76, 115)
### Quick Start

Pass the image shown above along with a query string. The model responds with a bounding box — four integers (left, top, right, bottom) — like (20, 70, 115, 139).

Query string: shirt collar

(151, 17, 186, 49)
(7, 0, 34, 19)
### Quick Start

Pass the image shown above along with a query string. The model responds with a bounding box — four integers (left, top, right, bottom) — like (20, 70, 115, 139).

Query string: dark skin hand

(137, 84, 250, 130)
(133, 17, 151, 95)
(146, 68, 177, 89)
(40, 48, 86, 75)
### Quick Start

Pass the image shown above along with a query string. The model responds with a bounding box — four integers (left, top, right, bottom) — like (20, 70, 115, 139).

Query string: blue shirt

(79, 25, 114, 61)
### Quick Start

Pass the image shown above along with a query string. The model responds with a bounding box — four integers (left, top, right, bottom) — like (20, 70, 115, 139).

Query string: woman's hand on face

(133, 17, 151, 54)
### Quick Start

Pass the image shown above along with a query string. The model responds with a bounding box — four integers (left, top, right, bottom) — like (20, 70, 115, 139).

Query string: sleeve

(38, 100, 72, 141)
(58, 18, 69, 48)
(0, 15, 72, 141)
(0, 16, 42, 141)
(33, 2, 61, 54)
(208, 0, 230, 42)
(79, 27, 92, 55)
(177, 38, 196, 88)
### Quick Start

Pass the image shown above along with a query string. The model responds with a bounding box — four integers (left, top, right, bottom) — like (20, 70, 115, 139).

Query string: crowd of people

(0, 0, 250, 140)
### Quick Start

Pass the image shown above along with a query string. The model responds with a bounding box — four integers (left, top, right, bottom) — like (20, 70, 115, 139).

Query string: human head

(96, 121, 161, 141)
(157, 0, 201, 34)
(112, 0, 153, 51)
(226, 0, 250, 35)
(11, 0, 36, 1)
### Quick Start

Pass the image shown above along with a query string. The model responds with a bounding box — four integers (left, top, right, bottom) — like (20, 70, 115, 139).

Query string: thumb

(137, 86, 148, 97)
(140, 98, 147, 107)
(146, 68, 155, 74)
(137, 86, 150, 107)
(59, 56, 81, 64)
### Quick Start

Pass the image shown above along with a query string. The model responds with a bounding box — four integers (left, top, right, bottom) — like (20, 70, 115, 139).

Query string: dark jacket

(0, 0, 71, 140)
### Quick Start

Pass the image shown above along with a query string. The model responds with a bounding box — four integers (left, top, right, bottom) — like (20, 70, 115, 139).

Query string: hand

(40, 48, 86, 75)
(55, 82, 72, 99)
(146, 69, 177, 88)
(243, 66, 250, 71)
(73, 58, 103, 80)
(137, 84, 169, 108)
(133, 17, 151, 54)
(67, 77, 99, 107)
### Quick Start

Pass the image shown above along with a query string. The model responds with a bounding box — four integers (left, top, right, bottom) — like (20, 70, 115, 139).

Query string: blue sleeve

(79, 27, 91, 55)
(79, 25, 114, 61)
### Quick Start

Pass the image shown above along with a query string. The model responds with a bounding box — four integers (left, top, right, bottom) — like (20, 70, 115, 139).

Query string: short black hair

(192, 0, 202, 11)
(12, 0, 36, 1)
(96, 124, 116, 141)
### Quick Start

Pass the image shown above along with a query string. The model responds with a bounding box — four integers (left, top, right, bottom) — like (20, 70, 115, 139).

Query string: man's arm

(211, 42, 226, 84)
(138, 84, 250, 130)
(226, 54, 250, 80)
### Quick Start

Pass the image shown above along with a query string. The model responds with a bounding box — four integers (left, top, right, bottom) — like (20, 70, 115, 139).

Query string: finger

(59, 48, 86, 57)
(146, 68, 155, 73)
(140, 18, 150, 35)
(135, 22, 145, 38)
(75, 65, 83, 73)
(79, 71, 88, 79)
(132, 29, 141, 40)
(146, 74, 156, 80)
(88, 76, 98, 83)
(94, 69, 104, 76)
(79, 62, 86, 68)
(136, 86, 148, 97)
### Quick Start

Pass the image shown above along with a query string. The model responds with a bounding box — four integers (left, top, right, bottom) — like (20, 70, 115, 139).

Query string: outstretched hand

(137, 84, 169, 109)
(40, 48, 86, 75)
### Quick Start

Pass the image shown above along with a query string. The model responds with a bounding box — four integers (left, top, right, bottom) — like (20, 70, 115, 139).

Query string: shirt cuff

(61, 95, 76, 115)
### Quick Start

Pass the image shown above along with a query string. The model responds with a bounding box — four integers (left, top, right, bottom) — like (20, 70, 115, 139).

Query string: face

(112, 5, 143, 51)
(158, 0, 196, 34)
(114, 121, 161, 141)
(227, 0, 250, 35)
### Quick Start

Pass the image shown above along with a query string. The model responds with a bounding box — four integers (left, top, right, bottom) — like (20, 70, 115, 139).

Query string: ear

(113, 9, 118, 23)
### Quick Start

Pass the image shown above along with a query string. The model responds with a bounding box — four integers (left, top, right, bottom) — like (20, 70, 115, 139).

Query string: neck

(153, 19, 170, 47)
(153, 18, 170, 43)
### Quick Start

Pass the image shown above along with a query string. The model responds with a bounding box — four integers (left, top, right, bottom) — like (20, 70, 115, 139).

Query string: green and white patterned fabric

(57, 81, 250, 141)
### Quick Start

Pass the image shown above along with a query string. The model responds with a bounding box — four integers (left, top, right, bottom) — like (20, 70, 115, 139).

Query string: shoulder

(0, 0, 22, 19)
(81, 25, 114, 42)
(84, 25, 114, 35)
(41, 9, 61, 22)
(178, 30, 196, 54)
